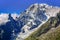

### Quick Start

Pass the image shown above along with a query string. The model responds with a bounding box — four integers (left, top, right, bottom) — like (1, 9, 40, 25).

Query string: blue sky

(0, 0, 60, 13)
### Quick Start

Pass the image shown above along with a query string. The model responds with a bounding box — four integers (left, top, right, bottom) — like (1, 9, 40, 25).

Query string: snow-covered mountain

(0, 3, 60, 40)
(16, 3, 60, 40)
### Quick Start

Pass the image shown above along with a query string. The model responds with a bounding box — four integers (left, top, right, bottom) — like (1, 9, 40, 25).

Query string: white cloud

(0, 13, 10, 25)
(0, 13, 20, 25)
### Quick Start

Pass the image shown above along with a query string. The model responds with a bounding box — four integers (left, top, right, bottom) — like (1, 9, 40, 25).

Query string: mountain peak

(26, 3, 60, 18)
(27, 3, 50, 11)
